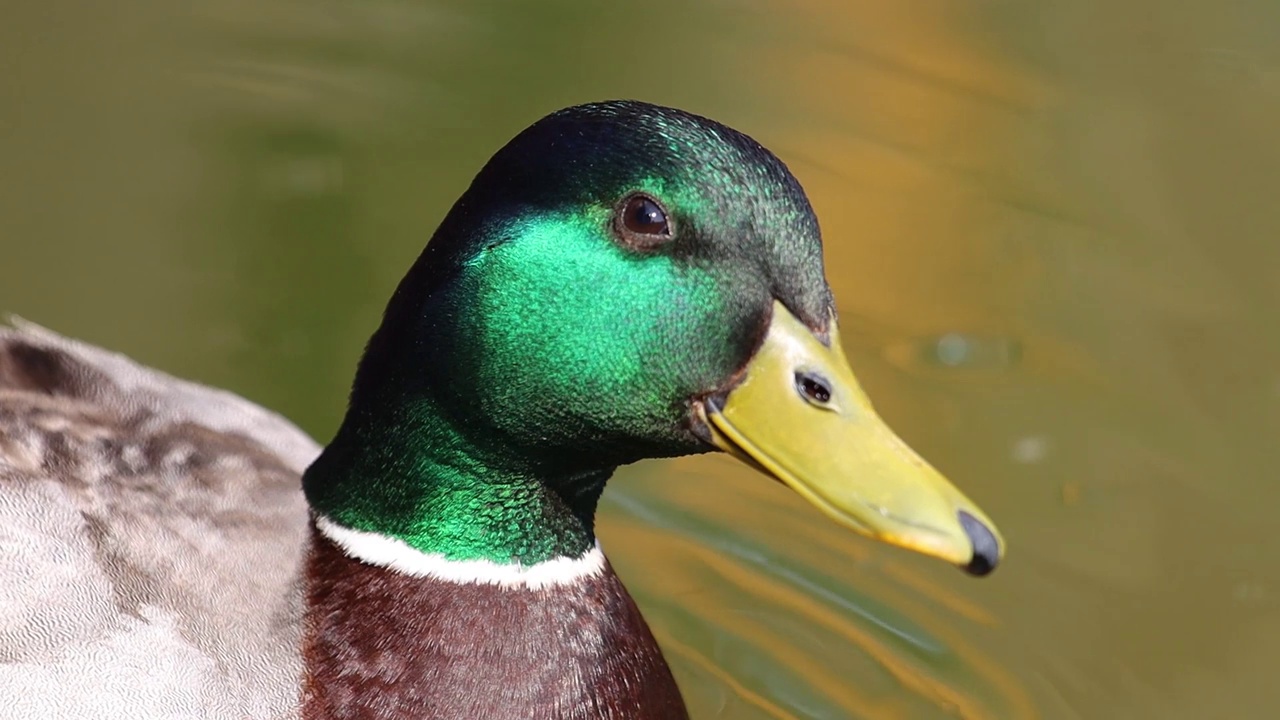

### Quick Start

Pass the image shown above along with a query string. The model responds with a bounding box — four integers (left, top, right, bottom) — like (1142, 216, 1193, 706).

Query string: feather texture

(0, 321, 316, 720)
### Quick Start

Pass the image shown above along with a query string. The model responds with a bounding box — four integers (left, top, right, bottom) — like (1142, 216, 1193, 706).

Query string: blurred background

(3, 0, 1279, 717)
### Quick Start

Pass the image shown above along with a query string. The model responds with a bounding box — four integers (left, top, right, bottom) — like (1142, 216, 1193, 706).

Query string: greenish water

(3, 0, 1279, 717)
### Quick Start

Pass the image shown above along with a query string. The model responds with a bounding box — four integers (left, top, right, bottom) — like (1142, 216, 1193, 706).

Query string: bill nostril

(958, 510, 1000, 577)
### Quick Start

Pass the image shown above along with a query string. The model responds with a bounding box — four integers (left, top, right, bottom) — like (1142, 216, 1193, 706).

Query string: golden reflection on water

(3, 0, 1280, 717)
(606, 459, 1038, 719)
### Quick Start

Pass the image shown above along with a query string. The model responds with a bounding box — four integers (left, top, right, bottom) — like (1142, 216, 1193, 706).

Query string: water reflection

(606, 463, 1037, 719)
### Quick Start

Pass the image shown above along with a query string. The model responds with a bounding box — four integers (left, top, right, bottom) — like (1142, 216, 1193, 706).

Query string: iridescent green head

(304, 101, 1003, 573)
(405, 102, 830, 465)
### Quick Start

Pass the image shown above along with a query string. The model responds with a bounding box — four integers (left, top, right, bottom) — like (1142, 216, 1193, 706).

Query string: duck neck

(302, 391, 611, 566)
(302, 526, 689, 720)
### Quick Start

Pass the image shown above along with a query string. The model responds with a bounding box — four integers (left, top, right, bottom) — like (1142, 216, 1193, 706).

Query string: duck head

(304, 101, 1002, 576)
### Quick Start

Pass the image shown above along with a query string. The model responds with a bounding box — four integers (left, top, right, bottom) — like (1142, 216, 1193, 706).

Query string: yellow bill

(695, 301, 1003, 575)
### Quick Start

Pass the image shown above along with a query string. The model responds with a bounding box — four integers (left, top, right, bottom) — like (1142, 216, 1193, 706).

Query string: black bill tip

(958, 510, 1001, 577)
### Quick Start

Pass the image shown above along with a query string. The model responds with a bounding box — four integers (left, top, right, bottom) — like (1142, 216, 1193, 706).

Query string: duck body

(0, 101, 1002, 719)
(0, 323, 311, 718)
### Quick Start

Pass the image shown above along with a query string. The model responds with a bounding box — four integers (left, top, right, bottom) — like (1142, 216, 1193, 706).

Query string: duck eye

(622, 195, 669, 235)
(614, 194, 672, 249)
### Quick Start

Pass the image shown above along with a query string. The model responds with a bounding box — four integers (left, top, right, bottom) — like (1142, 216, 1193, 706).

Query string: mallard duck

(0, 101, 1002, 719)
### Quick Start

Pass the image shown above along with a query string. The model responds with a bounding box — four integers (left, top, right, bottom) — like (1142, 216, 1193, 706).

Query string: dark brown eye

(614, 194, 672, 249)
